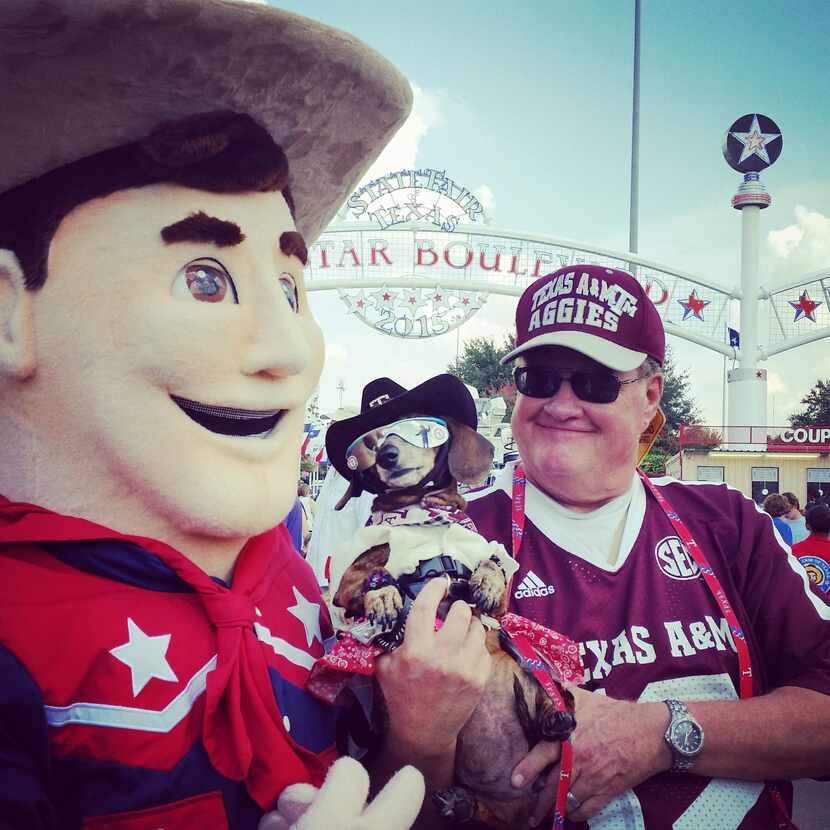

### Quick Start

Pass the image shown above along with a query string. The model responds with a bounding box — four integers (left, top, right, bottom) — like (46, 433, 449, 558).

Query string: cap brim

(500, 330, 647, 372)
(0, 0, 412, 244)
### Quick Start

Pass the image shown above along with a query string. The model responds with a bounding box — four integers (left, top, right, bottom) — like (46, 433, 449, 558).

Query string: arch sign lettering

(305, 168, 737, 346)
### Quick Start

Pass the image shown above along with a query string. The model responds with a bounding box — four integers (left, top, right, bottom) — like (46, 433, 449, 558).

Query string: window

(807, 468, 830, 507)
(697, 466, 725, 482)
(751, 466, 779, 505)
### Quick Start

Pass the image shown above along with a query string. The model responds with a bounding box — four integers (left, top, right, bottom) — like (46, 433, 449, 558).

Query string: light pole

(722, 114, 783, 433)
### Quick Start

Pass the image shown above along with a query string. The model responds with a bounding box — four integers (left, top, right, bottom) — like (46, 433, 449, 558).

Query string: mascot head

(0, 0, 411, 560)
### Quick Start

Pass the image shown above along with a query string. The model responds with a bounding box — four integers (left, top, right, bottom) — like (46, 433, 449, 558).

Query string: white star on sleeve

(109, 617, 178, 697)
(287, 586, 323, 647)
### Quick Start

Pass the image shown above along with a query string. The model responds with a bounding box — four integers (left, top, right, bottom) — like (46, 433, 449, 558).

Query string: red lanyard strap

(637, 472, 753, 700)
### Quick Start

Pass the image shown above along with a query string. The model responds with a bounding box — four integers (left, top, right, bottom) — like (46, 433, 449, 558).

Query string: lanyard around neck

(510, 464, 754, 700)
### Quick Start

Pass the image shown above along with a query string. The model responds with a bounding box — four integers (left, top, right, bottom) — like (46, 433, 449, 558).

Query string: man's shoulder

(646, 474, 755, 518)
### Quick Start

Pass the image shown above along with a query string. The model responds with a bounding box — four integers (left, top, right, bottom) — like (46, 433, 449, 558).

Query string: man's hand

(375, 576, 491, 760)
(511, 687, 669, 825)
(258, 757, 424, 830)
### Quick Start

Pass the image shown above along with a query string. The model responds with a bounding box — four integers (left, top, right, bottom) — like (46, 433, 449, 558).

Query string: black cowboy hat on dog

(326, 374, 478, 483)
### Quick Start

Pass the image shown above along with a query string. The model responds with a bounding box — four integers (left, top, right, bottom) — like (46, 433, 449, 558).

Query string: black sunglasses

(513, 365, 646, 404)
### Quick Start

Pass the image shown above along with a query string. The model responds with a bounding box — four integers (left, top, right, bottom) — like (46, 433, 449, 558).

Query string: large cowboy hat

(326, 374, 479, 483)
(0, 0, 411, 243)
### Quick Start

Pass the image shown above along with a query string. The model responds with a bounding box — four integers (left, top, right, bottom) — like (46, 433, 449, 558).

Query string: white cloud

(325, 341, 349, 363)
(474, 184, 496, 219)
(766, 205, 830, 280)
(358, 84, 444, 184)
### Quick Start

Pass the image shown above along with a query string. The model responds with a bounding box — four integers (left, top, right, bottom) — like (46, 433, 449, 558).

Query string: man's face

(26, 183, 323, 540)
(511, 346, 662, 500)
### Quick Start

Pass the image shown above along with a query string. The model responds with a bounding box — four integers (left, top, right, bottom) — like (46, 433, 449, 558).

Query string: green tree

(790, 379, 830, 427)
(642, 346, 702, 473)
(447, 334, 517, 415)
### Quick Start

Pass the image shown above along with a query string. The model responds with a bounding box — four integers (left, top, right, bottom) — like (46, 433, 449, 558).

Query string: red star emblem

(461, 297, 470, 305)
(789, 291, 822, 322)
(382, 292, 391, 302)
(408, 295, 417, 304)
(433, 293, 442, 302)
(356, 299, 365, 309)
(677, 289, 710, 321)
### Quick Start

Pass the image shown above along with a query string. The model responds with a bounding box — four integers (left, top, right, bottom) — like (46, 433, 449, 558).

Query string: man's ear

(446, 417, 494, 486)
(0, 249, 35, 379)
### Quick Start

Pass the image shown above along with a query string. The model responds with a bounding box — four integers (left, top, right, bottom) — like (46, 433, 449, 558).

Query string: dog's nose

(376, 444, 399, 469)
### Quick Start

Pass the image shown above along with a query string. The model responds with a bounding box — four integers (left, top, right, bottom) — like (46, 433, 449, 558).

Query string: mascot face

(25, 182, 323, 540)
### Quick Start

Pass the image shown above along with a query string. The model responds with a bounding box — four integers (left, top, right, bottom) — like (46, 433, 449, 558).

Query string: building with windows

(666, 425, 830, 507)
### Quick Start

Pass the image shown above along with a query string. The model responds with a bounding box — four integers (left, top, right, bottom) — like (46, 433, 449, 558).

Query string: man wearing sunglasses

(462, 265, 830, 828)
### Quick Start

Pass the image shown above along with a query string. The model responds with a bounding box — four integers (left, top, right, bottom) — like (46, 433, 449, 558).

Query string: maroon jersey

(467, 468, 830, 830)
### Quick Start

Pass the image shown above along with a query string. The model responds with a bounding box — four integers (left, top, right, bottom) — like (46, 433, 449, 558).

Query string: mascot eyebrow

(161, 212, 308, 264)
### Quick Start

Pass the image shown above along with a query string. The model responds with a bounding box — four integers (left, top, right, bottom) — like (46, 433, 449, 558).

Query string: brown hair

(782, 491, 800, 511)
(0, 112, 294, 290)
(763, 493, 789, 518)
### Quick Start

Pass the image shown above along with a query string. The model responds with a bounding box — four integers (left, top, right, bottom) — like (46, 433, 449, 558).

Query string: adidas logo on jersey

(513, 570, 555, 599)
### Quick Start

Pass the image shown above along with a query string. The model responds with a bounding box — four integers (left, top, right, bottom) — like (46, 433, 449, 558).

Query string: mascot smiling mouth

(171, 395, 285, 437)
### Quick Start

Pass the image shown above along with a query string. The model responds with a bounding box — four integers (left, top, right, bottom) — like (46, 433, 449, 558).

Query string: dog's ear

(335, 478, 361, 511)
(446, 417, 494, 486)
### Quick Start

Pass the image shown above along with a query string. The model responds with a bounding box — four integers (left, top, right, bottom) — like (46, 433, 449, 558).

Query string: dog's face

(362, 425, 440, 489)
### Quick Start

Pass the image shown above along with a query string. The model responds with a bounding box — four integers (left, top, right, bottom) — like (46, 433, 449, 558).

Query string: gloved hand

(258, 757, 424, 830)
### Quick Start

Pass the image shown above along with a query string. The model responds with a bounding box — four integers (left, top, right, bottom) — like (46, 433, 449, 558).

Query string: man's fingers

(527, 764, 558, 826)
(511, 739, 562, 788)
(357, 766, 425, 830)
(435, 596, 473, 647)
(295, 758, 367, 828)
(570, 794, 608, 823)
(402, 577, 447, 644)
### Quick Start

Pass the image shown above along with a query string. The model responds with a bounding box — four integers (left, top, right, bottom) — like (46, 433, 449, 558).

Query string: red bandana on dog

(307, 612, 582, 705)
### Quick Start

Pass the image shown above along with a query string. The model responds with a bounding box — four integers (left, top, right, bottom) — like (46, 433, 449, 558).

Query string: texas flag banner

(301, 422, 321, 456)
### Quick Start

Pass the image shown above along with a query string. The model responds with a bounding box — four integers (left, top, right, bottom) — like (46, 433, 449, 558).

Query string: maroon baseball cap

(501, 265, 665, 371)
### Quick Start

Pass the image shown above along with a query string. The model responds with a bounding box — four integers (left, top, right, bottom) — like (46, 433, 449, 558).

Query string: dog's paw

(364, 585, 403, 630)
(431, 786, 476, 823)
(469, 559, 507, 614)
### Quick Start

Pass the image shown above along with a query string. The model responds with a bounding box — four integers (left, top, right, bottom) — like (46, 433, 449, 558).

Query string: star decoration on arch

(730, 114, 781, 165)
(430, 285, 451, 313)
(368, 285, 398, 311)
(455, 290, 486, 315)
(399, 287, 425, 317)
(339, 289, 371, 319)
(678, 289, 710, 321)
(789, 290, 823, 322)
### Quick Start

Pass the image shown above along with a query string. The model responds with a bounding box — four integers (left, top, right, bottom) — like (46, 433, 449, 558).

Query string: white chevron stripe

(254, 622, 315, 669)
(44, 656, 217, 732)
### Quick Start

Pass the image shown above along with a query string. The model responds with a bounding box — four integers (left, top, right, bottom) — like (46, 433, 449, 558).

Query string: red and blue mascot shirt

(0, 499, 338, 830)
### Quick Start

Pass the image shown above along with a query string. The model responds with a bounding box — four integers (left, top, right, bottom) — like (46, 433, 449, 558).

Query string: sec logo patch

(798, 556, 830, 593)
(654, 535, 700, 581)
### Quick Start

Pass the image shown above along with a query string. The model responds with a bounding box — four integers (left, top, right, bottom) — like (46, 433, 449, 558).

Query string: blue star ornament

(678, 290, 710, 321)
(723, 113, 783, 173)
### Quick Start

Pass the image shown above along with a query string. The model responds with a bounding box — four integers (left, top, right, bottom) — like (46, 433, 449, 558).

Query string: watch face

(670, 718, 703, 756)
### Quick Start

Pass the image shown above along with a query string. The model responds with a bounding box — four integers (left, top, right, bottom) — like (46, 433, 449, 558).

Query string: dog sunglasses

(346, 416, 450, 471)
(513, 365, 646, 404)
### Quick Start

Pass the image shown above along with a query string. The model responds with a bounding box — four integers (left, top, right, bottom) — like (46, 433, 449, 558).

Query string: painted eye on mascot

(172, 259, 238, 304)
(279, 272, 299, 312)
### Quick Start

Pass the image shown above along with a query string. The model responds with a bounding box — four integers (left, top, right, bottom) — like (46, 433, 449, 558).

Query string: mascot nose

(376, 444, 399, 469)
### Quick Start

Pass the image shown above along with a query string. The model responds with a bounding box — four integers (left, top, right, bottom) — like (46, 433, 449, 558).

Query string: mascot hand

(258, 757, 424, 830)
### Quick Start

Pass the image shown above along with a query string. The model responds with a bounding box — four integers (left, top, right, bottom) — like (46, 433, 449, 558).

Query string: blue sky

(276, 0, 830, 425)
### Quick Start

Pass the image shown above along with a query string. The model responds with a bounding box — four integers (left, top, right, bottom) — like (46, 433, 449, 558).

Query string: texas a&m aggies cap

(500, 265, 665, 371)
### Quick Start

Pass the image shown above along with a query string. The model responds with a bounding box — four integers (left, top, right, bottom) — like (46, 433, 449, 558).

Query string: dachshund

(328, 414, 577, 828)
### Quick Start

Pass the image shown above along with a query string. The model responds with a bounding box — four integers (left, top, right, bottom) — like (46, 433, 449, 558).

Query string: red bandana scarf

(0, 498, 327, 809)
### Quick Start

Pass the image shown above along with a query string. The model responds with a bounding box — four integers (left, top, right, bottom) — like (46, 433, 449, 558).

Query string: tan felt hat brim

(0, 0, 412, 243)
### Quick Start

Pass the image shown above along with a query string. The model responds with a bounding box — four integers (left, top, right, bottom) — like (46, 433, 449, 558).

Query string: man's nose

(376, 443, 399, 469)
(240, 291, 314, 378)
(541, 376, 584, 414)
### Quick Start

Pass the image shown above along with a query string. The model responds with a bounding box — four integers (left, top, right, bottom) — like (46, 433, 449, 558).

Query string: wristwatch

(662, 699, 704, 772)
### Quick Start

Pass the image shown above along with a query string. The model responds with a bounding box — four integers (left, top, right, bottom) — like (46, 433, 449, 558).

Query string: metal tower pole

(629, 0, 641, 257)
